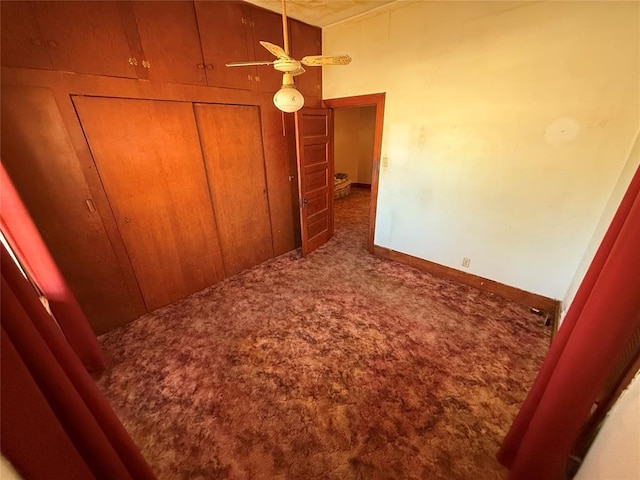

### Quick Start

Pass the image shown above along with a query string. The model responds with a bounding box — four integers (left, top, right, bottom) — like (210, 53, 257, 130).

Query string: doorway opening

(324, 93, 385, 253)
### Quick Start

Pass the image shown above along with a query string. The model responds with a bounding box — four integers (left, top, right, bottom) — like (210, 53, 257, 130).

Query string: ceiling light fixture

(226, 0, 350, 114)
(273, 73, 304, 113)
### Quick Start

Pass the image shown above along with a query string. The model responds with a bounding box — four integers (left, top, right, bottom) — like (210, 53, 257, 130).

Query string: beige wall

(323, 1, 639, 299)
(574, 372, 640, 480)
(334, 106, 376, 184)
(561, 132, 639, 318)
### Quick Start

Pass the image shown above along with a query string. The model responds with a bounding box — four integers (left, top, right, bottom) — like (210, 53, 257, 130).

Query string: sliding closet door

(194, 104, 274, 276)
(1, 86, 145, 333)
(74, 97, 224, 311)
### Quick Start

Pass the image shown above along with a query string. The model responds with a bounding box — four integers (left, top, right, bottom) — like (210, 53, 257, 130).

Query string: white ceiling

(245, 0, 397, 27)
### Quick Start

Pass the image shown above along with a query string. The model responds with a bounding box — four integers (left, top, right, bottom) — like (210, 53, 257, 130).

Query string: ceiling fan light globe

(273, 86, 304, 113)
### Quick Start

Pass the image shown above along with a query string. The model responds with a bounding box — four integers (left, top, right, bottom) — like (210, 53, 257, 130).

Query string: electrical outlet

(381, 157, 389, 167)
(462, 257, 471, 268)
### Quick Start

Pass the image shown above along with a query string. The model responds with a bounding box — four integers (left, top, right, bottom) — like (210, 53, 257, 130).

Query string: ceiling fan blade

(301, 55, 352, 66)
(226, 60, 275, 67)
(260, 41, 291, 60)
(290, 66, 306, 76)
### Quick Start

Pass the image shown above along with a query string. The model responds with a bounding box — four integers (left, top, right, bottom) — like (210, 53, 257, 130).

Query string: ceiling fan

(226, 0, 352, 113)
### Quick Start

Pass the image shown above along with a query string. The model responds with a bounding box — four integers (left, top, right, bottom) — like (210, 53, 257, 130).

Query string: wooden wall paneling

(131, 1, 207, 85)
(194, 1, 255, 90)
(1, 65, 257, 107)
(248, 6, 285, 93)
(30, 1, 137, 78)
(194, 103, 275, 276)
(289, 19, 322, 102)
(259, 94, 301, 254)
(0, 86, 146, 334)
(73, 96, 225, 311)
(0, 2, 53, 70)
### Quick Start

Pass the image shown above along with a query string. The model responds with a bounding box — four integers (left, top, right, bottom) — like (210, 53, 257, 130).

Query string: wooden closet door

(1, 86, 145, 334)
(259, 94, 300, 255)
(73, 97, 224, 311)
(194, 104, 274, 276)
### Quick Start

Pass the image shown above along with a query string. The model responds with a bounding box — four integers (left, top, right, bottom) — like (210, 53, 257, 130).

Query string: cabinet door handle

(197, 63, 204, 70)
(142, 60, 151, 69)
(124, 217, 131, 224)
(85, 199, 96, 213)
(206, 64, 213, 70)
(128, 57, 138, 66)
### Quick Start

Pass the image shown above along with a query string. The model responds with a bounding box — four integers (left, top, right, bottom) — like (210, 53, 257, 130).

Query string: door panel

(132, 1, 207, 85)
(1, 86, 145, 333)
(194, 103, 274, 276)
(74, 97, 224, 311)
(249, 7, 285, 93)
(0, 2, 53, 69)
(295, 107, 334, 255)
(289, 20, 322, 100)
(194, 1, 254, 90)
(31, 1, 136, 78)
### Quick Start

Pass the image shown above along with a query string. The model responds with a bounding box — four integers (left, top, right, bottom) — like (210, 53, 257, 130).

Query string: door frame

(323, 93, 385, 253)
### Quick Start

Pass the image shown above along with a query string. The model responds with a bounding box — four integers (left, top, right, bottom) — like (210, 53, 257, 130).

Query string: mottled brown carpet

(97, 187, 550, 480)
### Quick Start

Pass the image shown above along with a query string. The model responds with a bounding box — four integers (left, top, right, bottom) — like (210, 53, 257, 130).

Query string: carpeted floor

(97, 187, 550, 480)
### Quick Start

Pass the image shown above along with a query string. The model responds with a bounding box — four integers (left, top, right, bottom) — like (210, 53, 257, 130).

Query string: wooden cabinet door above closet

(74, 97, 225, 312)
(0, 2, 53, 69)
(30, 1, 137, 78)
(249, 7, 285, 93)
(131, 1, 207, 85)
(194, 1, 254, 90)
(290, 19, 322, 101)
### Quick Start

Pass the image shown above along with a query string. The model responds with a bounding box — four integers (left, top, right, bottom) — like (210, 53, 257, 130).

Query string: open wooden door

(294, 107, 334, 255)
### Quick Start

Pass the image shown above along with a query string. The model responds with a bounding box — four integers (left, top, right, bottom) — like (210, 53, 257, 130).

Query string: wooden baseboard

(351, 183, 371, 189)
(551, 302, 562, 343)
(372, 245, 560, 318)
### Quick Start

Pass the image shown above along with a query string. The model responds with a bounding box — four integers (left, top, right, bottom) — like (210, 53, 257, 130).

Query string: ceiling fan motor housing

(273, 59, 303, 73)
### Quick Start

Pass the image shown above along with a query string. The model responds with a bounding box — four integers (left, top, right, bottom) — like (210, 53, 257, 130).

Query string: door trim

(323, 93, 385, 253)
